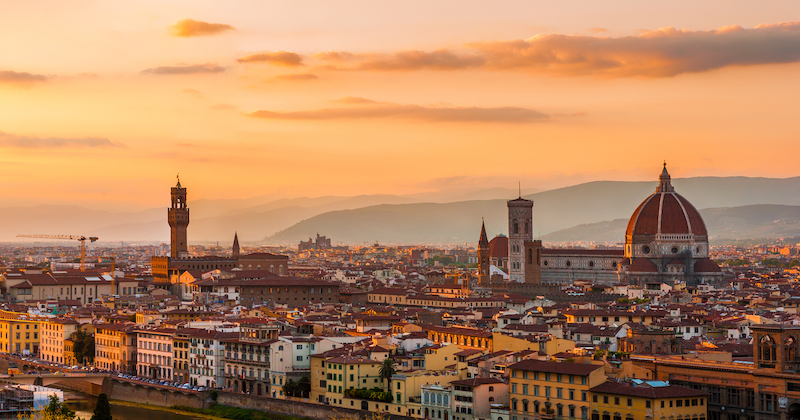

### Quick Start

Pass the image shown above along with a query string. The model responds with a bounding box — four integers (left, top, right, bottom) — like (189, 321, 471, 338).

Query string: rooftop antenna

(518, 181, 521, 198)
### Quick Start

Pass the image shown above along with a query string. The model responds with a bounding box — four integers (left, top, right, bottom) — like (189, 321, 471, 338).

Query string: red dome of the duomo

(625, 164, 707, 238)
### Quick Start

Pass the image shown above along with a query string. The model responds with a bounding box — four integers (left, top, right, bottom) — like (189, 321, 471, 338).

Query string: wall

(102, 378, 208, 409)
(217, 392, 415, 420)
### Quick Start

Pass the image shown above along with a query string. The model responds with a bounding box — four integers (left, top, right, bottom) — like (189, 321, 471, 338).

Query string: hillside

(3, 176, 800, 244)
(268, 177, 800, 245)
(542, 205, 800, 244)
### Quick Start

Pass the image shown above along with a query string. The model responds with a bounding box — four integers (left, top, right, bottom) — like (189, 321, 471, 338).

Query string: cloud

(0, 70, 47, 85)
(238, 51, 303, 66)
(181, 88, 202, 98)
(247, 100, 548, 123)
(273, 73, 318, 81)
(142, 63, 225, 75)
(313, 22, 800, 77)
(0, 131, 125, 148)
(332, 97, 379, 104)
(317, 49, 484, 71)
(588, 28, 609, 33)
(170, 19, 235, 37)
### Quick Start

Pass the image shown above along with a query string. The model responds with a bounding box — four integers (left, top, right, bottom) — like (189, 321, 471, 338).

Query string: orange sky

(1, 1, 799, 210)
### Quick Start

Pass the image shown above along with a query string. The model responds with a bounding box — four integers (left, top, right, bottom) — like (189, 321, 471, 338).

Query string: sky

(1, 1, 800, 211)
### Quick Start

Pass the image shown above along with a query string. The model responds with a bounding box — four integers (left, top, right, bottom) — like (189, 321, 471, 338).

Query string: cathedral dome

(629, 258, 659, 273)
(625, 165, 707, 238)
(694, 258, 722, 273)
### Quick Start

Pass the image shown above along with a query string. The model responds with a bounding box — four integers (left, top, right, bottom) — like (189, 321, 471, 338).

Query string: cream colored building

(40, 318, 79, 364)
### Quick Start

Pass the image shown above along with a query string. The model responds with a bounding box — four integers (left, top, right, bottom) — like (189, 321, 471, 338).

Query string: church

(479, 164, 723, 289)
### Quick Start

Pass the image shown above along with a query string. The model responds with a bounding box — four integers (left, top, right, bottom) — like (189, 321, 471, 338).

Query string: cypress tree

(90, 393, 113, 420)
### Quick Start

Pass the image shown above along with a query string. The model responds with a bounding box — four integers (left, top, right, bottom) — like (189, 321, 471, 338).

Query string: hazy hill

(3, 176, 800, 244)
(542, 204, 800, 243)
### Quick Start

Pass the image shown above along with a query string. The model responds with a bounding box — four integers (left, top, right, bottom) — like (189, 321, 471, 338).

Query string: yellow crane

(17, 234, 99, 272)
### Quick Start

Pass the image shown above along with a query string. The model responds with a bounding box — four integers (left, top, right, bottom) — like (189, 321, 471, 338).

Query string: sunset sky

(2, 1, 799, 211)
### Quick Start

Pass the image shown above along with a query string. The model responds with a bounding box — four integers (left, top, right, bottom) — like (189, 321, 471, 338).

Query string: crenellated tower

(168, 176, 190, 259)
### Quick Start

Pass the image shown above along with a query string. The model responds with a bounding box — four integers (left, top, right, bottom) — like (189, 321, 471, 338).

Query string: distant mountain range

(542, 204, 800, 243)
(2, 177, 800, 245)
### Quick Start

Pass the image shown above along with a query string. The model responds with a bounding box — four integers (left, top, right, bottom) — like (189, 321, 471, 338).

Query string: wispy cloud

(170, 19, 235, 37)
(247, 100, 548, 123)
(313, 22, 800, 77)
(273, 73, 318, 81)
(0, 70, 47, 85)
(142, 64, 225, 75)
(316, 49, 484, 71)
(238, 51, 304, 66)
(0, 131, 125, 148)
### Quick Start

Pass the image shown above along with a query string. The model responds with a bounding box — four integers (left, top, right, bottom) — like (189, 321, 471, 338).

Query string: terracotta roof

(450, 378, 504, 387)
(626, 167, 707, 237)
(489, 236, 509, 259)
(590, 380, 708, 398)
(508, 360, 603, 376)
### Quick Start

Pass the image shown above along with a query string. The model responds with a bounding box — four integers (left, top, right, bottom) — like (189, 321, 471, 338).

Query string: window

(627, 398, 632, 407)
(296, 356, 303, 361)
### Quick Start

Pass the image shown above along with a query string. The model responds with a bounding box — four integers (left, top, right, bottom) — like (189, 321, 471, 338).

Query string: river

(63, 391, 208, 420)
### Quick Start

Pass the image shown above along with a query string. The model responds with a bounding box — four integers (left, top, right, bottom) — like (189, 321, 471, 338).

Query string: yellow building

(424, 325, 493, 351)
(589, 380, 708, 420)
(95, 323, 137, 373)
(0, 310, 46, 355)
(324, 356, 383, 407)
(508, 359, 607, 420)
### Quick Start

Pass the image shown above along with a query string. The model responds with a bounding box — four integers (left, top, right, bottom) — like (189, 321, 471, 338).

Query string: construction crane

(17, 234, 99, 272)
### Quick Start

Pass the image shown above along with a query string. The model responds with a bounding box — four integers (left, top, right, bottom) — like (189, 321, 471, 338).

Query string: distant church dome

(621, 163, 721, 287)
(625, 164, 707, 238)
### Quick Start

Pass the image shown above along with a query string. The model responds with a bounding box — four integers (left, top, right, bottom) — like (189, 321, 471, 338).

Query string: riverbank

(174, 404, 315, 420)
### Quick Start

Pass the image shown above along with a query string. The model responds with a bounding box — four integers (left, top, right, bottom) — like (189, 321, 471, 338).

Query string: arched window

(786, 336, 797, 362)
(513, 219, 519, 234)
(760, 335, 776, 363)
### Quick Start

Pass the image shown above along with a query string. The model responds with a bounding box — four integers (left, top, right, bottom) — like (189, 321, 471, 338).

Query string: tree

(378, 358, 397, 392)
(72, 329, 95, 365)
(282, 379, 297, 397)
(90, 393, 113, 420)
(38, 395, 76, 420)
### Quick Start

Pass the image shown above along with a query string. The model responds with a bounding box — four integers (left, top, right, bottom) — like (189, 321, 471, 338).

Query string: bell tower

(478, 220, 490, 286)
(168, 175, 190, 259)
(508, 195, 533, 283)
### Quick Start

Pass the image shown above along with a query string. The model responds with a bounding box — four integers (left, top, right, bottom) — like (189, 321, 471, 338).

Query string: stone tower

(478, 220, 490, 286)
(507, 196, 533, 283)
(232, 232, 240, 259)
(168, 176, 190, 259)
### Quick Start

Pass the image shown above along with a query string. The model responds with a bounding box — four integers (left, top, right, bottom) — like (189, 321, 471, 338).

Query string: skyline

(2, 2, 800, 211)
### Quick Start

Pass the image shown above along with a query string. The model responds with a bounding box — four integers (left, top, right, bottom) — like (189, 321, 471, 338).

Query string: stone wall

(47, 378, 103, 396)
(102, 378, 208, 409)
(216, 392, 415, 420)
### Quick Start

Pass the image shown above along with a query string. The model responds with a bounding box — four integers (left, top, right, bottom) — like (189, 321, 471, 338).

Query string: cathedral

(480, 164, 722, 289)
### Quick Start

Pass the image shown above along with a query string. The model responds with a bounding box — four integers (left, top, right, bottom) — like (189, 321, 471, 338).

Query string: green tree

(40, 395, 76, 420)
(282, 379, 297, 397)
(72, 329, 95, 365)
(378, 358, 397, 392)
(90, 393, 113, 420)
(295, 376, 311, 398)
